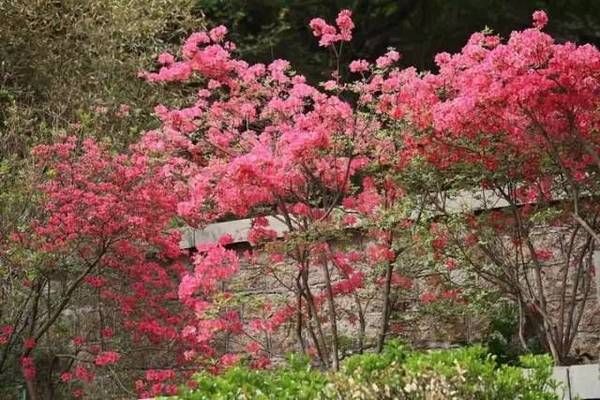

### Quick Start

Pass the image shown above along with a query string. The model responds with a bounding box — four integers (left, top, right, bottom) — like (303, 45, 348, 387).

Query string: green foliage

(341, 341, 408, 377)
(326, 344, 560, 400)
(482, 301, 546, 365)
(171, 343, 559, 400)
(0, 0, 204, 154)
(176, 354, 328, 400)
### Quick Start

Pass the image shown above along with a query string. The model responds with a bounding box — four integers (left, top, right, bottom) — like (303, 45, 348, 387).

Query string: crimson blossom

(137, 8, 418, 373)
(386, 10, 600, 364)
(1, 137, 203, 398)
(6, 7, 598, 398)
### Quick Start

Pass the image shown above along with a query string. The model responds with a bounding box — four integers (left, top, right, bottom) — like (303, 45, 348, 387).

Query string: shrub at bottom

(171, 343, 560, 400)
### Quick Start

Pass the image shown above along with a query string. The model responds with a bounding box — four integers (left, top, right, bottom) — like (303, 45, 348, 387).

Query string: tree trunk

(301, 269, 329, 368)
(377, 261, 394, 353)
(321, 261, 339, 370)
(22, 368, 37, 400)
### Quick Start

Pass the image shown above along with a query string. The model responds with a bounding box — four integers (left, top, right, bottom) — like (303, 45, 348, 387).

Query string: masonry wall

(182, 216, 600, 364)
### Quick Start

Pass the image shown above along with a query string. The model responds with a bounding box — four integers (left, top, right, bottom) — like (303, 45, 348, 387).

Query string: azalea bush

(391, 9, 600, 363)
(1, 138, 190, 398)
(136, 8, 418, 377)
(1, 5, 598, 399)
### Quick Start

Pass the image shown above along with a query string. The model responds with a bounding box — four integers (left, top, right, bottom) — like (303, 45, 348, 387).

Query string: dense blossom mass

(2, 8, 599, 398)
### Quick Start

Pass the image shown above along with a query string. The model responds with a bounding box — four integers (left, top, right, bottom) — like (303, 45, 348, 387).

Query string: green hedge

(171, 344, 560, 400)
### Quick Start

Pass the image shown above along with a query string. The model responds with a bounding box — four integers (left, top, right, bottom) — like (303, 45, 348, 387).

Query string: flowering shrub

(0, 137, 194, 398)
(388, 8, 600, 363)
(94, 351, 120, 366)
(3, 5, 598, 398)
(136, 8, 415, 374)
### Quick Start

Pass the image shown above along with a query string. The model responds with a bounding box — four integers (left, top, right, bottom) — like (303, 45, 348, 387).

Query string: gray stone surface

(179, 216, 288, 249)
(568, 364, 600, 399)
(551, 367, 570, 400)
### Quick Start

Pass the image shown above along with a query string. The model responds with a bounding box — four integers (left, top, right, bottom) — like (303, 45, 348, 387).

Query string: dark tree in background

(200, 0, 600, 81)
